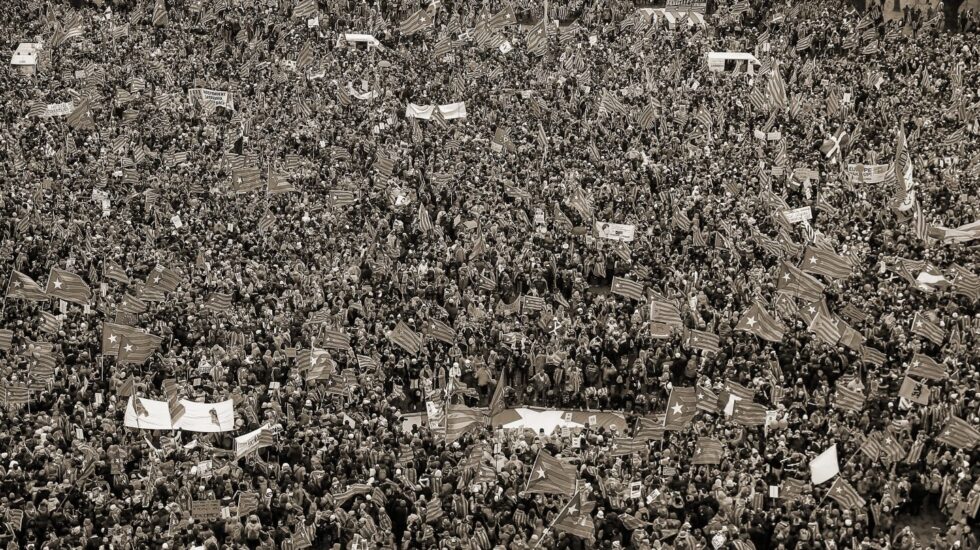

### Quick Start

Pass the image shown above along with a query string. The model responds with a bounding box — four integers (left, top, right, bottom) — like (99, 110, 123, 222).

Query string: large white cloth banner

(124, 396, 236, 432)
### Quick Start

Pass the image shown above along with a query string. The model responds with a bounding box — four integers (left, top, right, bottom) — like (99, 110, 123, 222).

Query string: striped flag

(664, 387, 698, 430)
(258, 210, 275, 233)
(296, 41, 314, 71)
(553, 490, 596, 541)
(801, 246, 852, 279)
(38, 312, 62, 334)
(524, 450, 577, 495)
(388, 322, 422, 355)
(425, 497, 444, 524)
(266, 170, 297, 194)
(489, 5, 517, 28)
(6, 271, 48, 301)
(152, 0, 169, 27)
(204, 292, 233, 312)
(418, 204, 434, 232)
(432, 36, 453, 59)
(357, 354, 379, 371)
(328, 189, 356, 207)
(861, 346, 885, 367)
(795, 34, 812, 52)
(736, 301, 785, 342)
(1, 382, 29, 406)
(320, 328, 351, 350)
(146, 265, 180, 293)
(827, 477, 866, 509)
(685, 329, 720, 354)
(691, 437, 724, 465)
(293, 0, 316, 18)
(423, 320, 455, 344)
(732, 401, 766, 426)
(907, 354, 945, 380)
(444, 404, 487, 443)
(650, 299, 683, 332)
(950, 264, 980, 300)
(937, 416, 980, 449)
(776, 261, 825, 302)
(0, 329, 12, 351)
(399, 5, 436, 36)
(521, 295, 545, 312)
(767, 62, 787, 110)
(911, 312, 945, 346)
(526, 18, 548, 55)
(835, 384, 865, 412)
(118, 332, 163, 364)
(610, 277, 644, 301)
(67, 98, 95, 130)
(598, 90, 628, 116)
(637, 102, 659, 129)
(45, 267, 91, 305)
(880, 430, 907, 463)
(808, 310, 841, 345)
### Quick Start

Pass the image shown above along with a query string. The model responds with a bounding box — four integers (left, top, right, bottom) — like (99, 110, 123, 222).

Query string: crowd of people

(2, 0, 979, 548)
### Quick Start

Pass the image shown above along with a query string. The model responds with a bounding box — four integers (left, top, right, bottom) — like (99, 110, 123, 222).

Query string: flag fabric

(808, 310, 841, 346)
(776, 261, 825, 302)
(45, 268, 91, 305)
(388, 322, 422, 355)
(949, 264, 980, 300)
(634, 415, 666, 441)
(423, 319, 455, 344)
(880, 430, 907, 463)
(801, 247, 852, 279)
(610, 277, 644, 301)
(425, 497, 444, 524)
(204, 293, 233, 313)
(911, 312, 945, 345)
(835, 385, 865, 413)
(320, 328, 351, 350)
(525, 450, 577, 495)
(152, 0, 169, 27)
(293, 0, 316, 18)
(0, 329, 12, 351)
(732, 401, 766, 426)
(103, 260, 130, 284)
(767, 62, 787, 110)
(861, 345, 886, 367)
(936, 416, 980, 449)
(267, 170, 297, 194)
(691, 437, 724, 465)
(553, 490, 596, 541)
(146, 265, 180, 293)
(489, 5, 517, 28)
(736, 301, 785, 342)
(6, 271, 49, 301)
(489, 368, 508, 417)
(118, 332, 163, 364)
(599, 90, 628, 117)
(780, 478, 807, 500)
(650, 299, 683, 332)
(444, 405, 487, 443)
(664, 387, 698, 430)
(685, 329, 720, 354)
(38, 312, 62, 334)
(102, 323, 144, 356)
(526, 19, 548, 55)
(418, 204, 434, 232)
(296, 41, 313, 71)
(399, 5, 436, 36)
(828, 477, 866, 509)
(810, 445, 841, 485)
(67, 98, 95, 130)
(907, 354, 946, 380)
(607, 438, 647, 457)
(898, 376, 931, 405)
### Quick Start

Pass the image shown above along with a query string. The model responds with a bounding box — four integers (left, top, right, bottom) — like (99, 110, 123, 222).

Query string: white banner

(782, 207, 812, 224)
(234, 425, 272, 458)
(595, 221, 636, 242)
(44, 102, 75, 117)
(405, 102, 467, 120)
(846, 163, 891, 184)
(189, 88, 235, 110)
(125, 397, 236, 432)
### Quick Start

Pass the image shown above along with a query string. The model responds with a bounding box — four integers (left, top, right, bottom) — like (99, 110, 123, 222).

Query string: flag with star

(525, 449, 578, 496)
(45, 267, 92, 305)
(103, 260, 130, 284)
(936, 416, 980, 449)
(489, 4, 517, 28)
(775, 261, 825, 302)
(664, 387, 698, 430)
(907, 353, 946, 380)
(38, 312, 62, 334)
(685, 329, 720, 354)
(834, 384, 865, 413)
(102, 322, 145, 356)
(117, 293, 147, 315)
(696, 385, 719, 413)
(204, 292, 233, 313)
(117, 332, 163, 364)
(607, 438, 648, 457)
(800, 246, 853, 279)
(6, 271, 48, 301)
(827, 477, 866, 509)
(911, 312, 945, 346)
(445, 404, 488, 443)
(399, 4, 436, 36)
(735, 301, 785, 342)
(731, 401, 767, 426)
(145, 265, 180, 293)
(691, 437, 724, 465)
(388, 321, 422, 355)
(422, 319, 455, 345)
(526, 18, 548, 55)
(553, 489, 596, 541)
(879, 429, 907, 463)
(634, 415, 666, 441)
(610, 277, 644, 301)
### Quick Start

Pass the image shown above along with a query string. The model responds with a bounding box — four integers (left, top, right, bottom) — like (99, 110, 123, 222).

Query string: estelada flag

(388, 321, 422, 355)
(911, 312, 945, 346)
(117, 332, 163, 364)
(691, 437, 724, 465)
(103, 260, 130, 284)
(610, 276, 644, 301)
(663, 387, 697, 430)
(45, 267, 92, 305)
(399, 4, 436, 36)
(6, 270, 48, 301)
(936, 416, 980, 449)
(524, 449, 577, 495)
(553, 489, 596, 541)
(736, 301, 785, 342)
(827, 477, 866, 509)
(145, 265, 180, 293)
